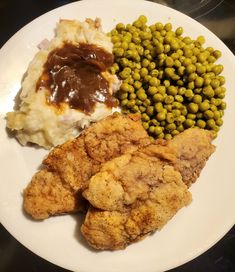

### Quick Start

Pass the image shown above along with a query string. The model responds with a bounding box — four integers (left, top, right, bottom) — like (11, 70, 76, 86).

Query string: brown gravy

(36, 43, 117, 114)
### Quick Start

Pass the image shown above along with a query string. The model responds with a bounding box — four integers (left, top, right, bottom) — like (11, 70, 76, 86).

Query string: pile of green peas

(109, 15, 226, 140)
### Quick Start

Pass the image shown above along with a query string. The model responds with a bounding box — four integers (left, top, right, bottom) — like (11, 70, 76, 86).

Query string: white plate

(0, 0, 235, 271)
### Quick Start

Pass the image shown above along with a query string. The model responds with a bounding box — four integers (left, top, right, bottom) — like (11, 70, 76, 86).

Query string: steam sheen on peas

(110, 15, 226, 139)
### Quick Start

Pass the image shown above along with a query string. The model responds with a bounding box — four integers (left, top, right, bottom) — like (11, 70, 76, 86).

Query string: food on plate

(23, 113, 151, 219)
(83, 127, 215, 212)
(19, 15, 218, 250)
(110, 15, 226, 140)
(6, 18, 120, 149)
(81, 173, 191, 250)
(81, 128, 214, 250)
(23, 111, 215, 249)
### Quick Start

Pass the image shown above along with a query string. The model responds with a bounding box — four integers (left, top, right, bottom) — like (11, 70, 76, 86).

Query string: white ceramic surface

(0, 1, 235, 271)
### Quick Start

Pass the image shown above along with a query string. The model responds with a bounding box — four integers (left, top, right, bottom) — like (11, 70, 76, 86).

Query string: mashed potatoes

(6, 18, 120, 149)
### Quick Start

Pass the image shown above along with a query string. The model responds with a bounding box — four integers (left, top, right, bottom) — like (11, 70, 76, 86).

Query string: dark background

(0, 0, 235, 271)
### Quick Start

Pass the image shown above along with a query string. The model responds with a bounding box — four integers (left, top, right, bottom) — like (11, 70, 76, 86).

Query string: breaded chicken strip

(23, 170, 87, 219)
(23, 113, 151, 219)
(166, 128, 216, 186)
(83, 145, 177, 211)
(81, 128, 214, 250)
(83, 128, 215, 211)
(81, 165, 191, 250)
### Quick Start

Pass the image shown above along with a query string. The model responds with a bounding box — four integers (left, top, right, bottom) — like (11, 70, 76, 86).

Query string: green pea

(139, 67, 148, 77)
(149, 77, 159, 87)
(121, 99, 128, 106)
(185, 89, 194, 99)
(196, 119, 206, 128)
(166, 113, 174, 123)
(207, 119, 216, 129)
(165, 67, 175, 78)
(199, 101, 210, 111)
(186, 64, 196, 74)
(142, 122, 149, 130)
(143, 99, 151, 107)
(213, 110, 221, 120)
(212, 64, 223, 75)
(188, 102, 199, 113)
(212, 50, 222, 59)
(166, 123, 176, 131)
(156, 112, 166, 121)
(155, 22, 164, 31)
(196, 65, 206, 75)
(133, 81, 142, 90)
(127, 99, 136, 108)
(195, 77, 204, 87)
(154, 126, 163, 135)
(175, 27, 183, 36)
(146, 106, 154, 116)
(139, 105, 146, 112)
(164, 22, 172, 31)
(177, 124, 184, 132)
(167, 86, 178, 96)
(204, 110, 214, 119)
(147, 86, 157, 96)
(120, 82, 130, 92)
(165, 133, 172, 140)
(163, 79, 171, 87)
(184, 119, 195, 128)
(183, 58, 192, 66)
(218, 76, 226, 85)
(192, 94, 202, 104)
(202, 86, 215, 98)
(142, 113, 150, 121)
(164, 95, 174, 104)
(216, 118, 223, 126)
(220, 101, 227, 110)
(129, 93, 137, 99)
(153, 93, 164, 102)
(165, 57, 174, 67)
(207, 55, 216, 63)
(188, 72, 197, 82)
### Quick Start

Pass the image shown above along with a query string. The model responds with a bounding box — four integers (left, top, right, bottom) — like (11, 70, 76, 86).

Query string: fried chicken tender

(83, 128, 215, 212)
(23, 170, 86, 219)
(82, 145, 177, 211)
(81, 164, 191, 250)
(23, 113, 151, 219)
(164, 127, 216, 186)
(81, 128, 215, 250)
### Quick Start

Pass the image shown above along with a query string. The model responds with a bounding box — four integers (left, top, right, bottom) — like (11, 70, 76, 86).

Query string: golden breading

(164, 127, 216, 186)
(23, 113, 151, 219)
(81, 128, 215, 250)
(81, 165, 191, 250)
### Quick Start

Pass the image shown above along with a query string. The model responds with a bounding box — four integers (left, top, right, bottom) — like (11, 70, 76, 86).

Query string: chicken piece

(81, 128, 214, 250)
(81, 165, 191, 250)
(165, 127, 216, 186)
(23, 170, 87, 220)
(23, 113, 151, 219)
(83, 128, 215, 212)
(83, 145, 177, 211)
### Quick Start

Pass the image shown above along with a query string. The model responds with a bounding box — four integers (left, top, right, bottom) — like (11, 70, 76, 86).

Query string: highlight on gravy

(37, 43, 118, 114)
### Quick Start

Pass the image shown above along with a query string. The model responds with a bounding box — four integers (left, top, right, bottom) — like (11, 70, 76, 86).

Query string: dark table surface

(0, 0, 235, 271)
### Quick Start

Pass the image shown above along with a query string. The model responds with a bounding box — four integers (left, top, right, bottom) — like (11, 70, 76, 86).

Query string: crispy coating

(83, 145, 177, 211)
(165, 127, 216, 186)
(81, 165, 191, 250)
(83, 128, 215, 212)
(81, 128, 215, 250)
(23, 113, 151, 219)
(23, 170, 86, 220)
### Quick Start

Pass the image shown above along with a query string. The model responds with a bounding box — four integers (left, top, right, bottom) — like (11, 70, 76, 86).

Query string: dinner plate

(0, 0, 235, 271)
